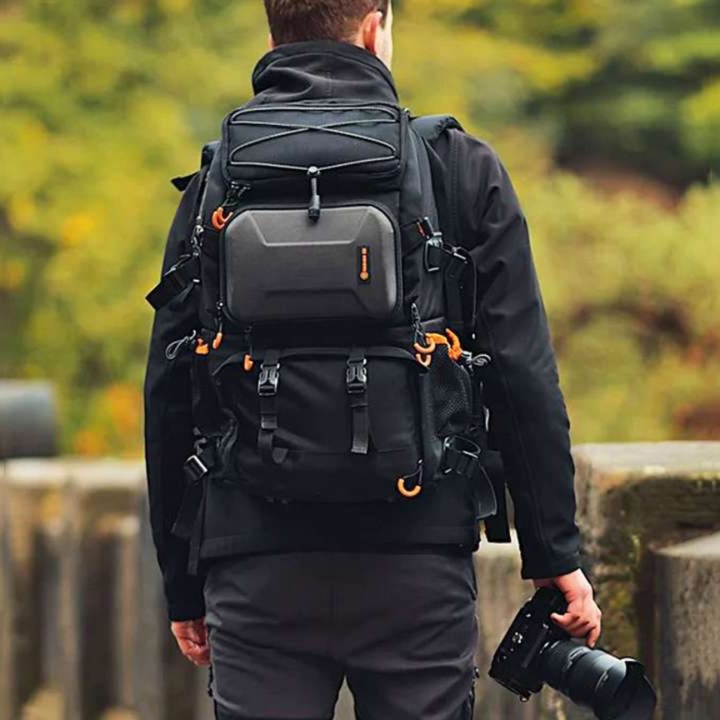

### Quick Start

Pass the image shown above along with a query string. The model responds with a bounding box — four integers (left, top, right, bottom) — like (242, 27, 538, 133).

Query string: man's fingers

(587, 624, 601, 648)
(176, 626, 204, 644)
(565, 619, 593, 635)
(175, 636, 209, 655)
(184, 646, 211, 666)
(550, 611, 578, 627)
(174, 637, 211, 666)
(170, 619, 207, 645)
(551, 612, 599, 633)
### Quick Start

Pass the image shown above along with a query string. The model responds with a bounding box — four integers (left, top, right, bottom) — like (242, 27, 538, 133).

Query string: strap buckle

(258, 361, 280, 397)
(346, 357, 368, 394)
(418, 217, 446, 274)
(443, 436, 482, 478)
(445, 246, 469, 279)
(424, 237, 446, 273)
(184, 454, 210, 484)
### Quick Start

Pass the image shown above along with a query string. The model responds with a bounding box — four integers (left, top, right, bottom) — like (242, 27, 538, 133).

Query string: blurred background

(1, 0, 719, 456)
(1, 3, 720, 720)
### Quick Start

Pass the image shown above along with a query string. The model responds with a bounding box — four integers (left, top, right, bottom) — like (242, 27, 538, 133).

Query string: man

(144, 2, 602, 719)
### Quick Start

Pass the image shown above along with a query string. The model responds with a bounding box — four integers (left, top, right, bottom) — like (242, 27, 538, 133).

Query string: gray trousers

(204, 550, 479, 720)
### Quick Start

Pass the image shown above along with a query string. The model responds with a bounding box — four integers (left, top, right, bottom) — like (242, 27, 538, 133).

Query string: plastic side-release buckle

(258, 361, 280, 397)
(418, 217, 446, 273)
(346, 356, 368, 394)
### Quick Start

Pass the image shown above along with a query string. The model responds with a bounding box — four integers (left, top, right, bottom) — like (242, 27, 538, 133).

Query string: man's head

(264, 0, 394, 69)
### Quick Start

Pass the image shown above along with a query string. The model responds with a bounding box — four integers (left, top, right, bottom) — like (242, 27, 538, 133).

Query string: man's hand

(171, 618, 211, 666)
(533, 569, 602, 648)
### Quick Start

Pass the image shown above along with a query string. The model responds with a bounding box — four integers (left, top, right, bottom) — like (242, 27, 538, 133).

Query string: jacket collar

(250, 40, 399, 105)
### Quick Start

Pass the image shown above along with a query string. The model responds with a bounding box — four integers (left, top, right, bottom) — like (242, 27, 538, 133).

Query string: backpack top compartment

(220, 101, 406, 191)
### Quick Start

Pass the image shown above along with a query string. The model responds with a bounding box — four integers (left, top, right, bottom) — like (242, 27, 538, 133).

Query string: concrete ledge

(654, 532, 720, 719)
(2, 445, 720, 720)
(573, 443, 720, 656)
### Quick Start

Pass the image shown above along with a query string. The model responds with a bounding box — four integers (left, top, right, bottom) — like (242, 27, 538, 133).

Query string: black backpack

(148, 100, 509, 532)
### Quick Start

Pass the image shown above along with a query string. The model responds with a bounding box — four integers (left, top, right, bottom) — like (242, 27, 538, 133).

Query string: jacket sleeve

(449, 131, 582, 579)
(143, 172, 206, 621)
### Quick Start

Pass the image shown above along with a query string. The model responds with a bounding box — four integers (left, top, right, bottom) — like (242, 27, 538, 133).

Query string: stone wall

(1, 443, 719, 720)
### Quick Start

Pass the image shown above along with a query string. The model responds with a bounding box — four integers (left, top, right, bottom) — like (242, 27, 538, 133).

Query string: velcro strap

(146, 254, 201, 311)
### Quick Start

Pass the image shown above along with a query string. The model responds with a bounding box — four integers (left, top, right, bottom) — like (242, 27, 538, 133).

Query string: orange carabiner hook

(212, 207, 234, 231)
(243, 354, 255, 372)
(397, 477, 423, 498)
(414, 335, 436, 368)
(414, 336, 437, 356)
(445, 328, 463, 361)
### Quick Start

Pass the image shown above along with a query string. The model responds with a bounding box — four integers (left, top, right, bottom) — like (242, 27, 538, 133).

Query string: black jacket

(144, 41, 582, 622)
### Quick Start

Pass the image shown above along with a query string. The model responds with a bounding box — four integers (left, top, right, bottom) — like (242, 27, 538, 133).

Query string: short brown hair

(264, 0, 390, 45)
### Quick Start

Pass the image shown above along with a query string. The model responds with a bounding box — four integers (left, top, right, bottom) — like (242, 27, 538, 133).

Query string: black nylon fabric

(211, 347, 432, 502)
(143, 40, 582, 622)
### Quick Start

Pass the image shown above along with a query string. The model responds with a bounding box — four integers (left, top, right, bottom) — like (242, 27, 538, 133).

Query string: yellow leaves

(683, 79, 720, 126)
(7, 195, 37, 232)
(73, 428, 110, 457)
(72, 384, 143, 457)
(158, 0, 193, 13)
(0, 259, 27, 292)
(105, 384, 142, 439)
(60, 211, 97, 249)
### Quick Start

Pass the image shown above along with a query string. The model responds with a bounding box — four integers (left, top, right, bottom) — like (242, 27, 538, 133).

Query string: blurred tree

(432, 0, 720, 186)
(0, 0, 718, 455)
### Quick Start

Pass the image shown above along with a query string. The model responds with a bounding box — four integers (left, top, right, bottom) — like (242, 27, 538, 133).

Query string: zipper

(307, 166, 321, 221)
(212, 301, 226, 350)
(211, 181, 250, 232)
(410, 303, 425, 345)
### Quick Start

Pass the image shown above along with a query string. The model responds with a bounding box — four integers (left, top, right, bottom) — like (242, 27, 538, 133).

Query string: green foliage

(0, 0, 718, 455)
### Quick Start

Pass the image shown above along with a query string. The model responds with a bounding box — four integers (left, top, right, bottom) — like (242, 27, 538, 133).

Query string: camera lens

(540, 639, 656, 720)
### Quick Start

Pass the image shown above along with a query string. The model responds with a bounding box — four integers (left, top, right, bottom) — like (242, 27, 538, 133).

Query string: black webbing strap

(480, 450, 511, 542)
(171, 443, 217, 541)
(146, 254, 201, 311)
(257, 351, 288, 465)
(147, 145, 217, 312)
(418, 216, 473, 335)
(443, 437, 510, 540)
(170, 442, 217, 576)
(346, 348, 369, 455)
(444, 249, 471, 335)
(187, 481, 208, 576)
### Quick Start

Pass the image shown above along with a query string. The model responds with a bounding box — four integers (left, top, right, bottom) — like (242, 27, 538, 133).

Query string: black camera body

(490, 587, 657, 720)
(489, 586, 568, 699)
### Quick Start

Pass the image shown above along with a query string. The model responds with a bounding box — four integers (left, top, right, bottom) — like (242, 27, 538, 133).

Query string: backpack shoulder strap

(412, 114, 512, 545)
(145, 141, 218, 311)
(410, 114, 463, 143)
